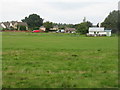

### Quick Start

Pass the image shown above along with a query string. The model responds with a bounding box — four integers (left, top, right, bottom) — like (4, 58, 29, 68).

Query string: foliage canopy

(22, 14, 43, 30)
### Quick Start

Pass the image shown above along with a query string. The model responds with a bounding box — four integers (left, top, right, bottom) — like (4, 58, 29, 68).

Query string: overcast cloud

(0, 0, 119, 24)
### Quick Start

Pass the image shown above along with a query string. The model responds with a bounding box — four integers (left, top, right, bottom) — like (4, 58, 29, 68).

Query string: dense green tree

(22, 14, 43, 30)
(59, 25, 65, 29)
(66, 24, 75, 28)
(76, 21, 92, 34)
(52, 22, 58, 26)
(101, 10, 118, 33)
(43, 21, 53, 31)
(19, 26, 27, 30)
(52, 23, 75, 29)
(118, 10, 120, 34)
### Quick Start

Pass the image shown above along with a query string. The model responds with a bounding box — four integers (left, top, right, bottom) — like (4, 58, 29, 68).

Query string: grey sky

(0, 0, 118, 24)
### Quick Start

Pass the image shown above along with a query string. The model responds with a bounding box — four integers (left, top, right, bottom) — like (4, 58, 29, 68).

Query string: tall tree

(118, 10, 120, 34)
(76, 21, 92, 34)
(22, 14, 43, 30)
(43, 21, 53, 31)
(101, 10, 118, 33)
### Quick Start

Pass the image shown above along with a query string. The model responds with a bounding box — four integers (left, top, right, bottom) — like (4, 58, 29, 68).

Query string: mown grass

(2, 32, 118, 88)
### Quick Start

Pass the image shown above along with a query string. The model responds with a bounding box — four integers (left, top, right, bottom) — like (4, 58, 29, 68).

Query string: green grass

(2, 32, 118, 88)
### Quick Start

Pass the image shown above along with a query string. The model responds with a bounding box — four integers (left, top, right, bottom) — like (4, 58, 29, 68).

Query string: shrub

(19, 26, 27, 30)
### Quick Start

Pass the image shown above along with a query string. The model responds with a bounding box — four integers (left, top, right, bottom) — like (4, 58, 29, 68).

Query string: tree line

(22, 10, 119, 34)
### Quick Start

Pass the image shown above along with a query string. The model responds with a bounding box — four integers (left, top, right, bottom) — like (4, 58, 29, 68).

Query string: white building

(39, 26, 46, 31)
(87, 27, 112, 36)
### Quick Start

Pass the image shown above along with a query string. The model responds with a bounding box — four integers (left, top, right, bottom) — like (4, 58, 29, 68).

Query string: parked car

(61, 29, 65, 33)
(32, 30, 41, 33)
(56, 29, 65, 33)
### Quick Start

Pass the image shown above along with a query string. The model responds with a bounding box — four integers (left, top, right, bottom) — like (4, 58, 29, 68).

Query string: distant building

(2, 22, 10, 29)
(39, 26, 46, 31)
(87, 27, 112, 36)
(10, 21, 18, 29)
(65, 28, 76, 33)
(0, 21, 28, 30)
(17, 22, 28, 30)
(52, 25, 59, 30)
(0, 23, 4, 30)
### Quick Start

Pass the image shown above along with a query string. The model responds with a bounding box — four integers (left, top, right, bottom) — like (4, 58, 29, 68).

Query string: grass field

(2, 32, 118, 88)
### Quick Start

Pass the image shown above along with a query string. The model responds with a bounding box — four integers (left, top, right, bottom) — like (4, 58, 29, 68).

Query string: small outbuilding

(87, 27, 112, 36)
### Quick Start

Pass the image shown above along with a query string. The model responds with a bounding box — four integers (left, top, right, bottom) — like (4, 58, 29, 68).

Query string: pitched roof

(17, 22, 28, 26)
(3, 22, 10, 28)
(11, 21, 17, 25)
(0, 23, 3, 28)
(65, 28, 76, 31)
(89, 27, 104, 32)
(53, 25, 58, 28)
